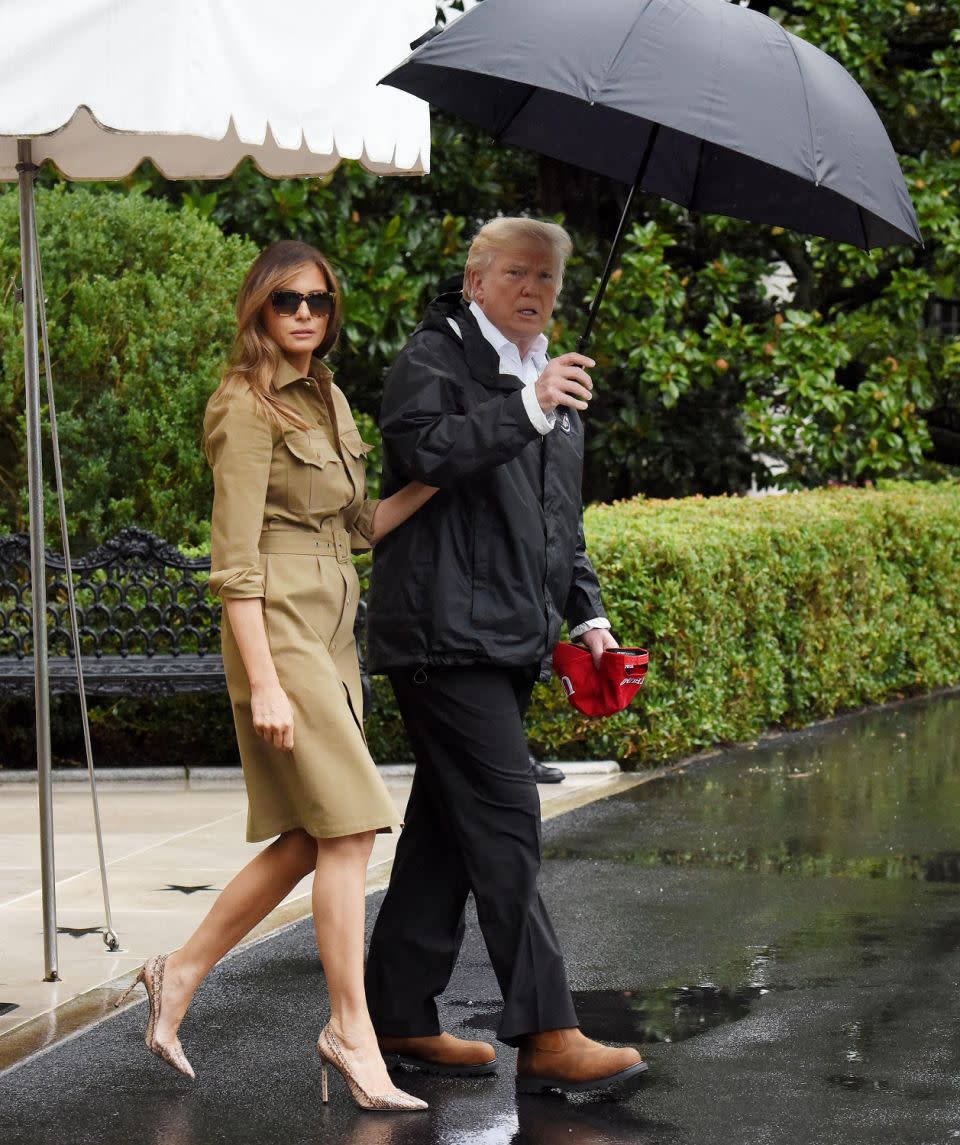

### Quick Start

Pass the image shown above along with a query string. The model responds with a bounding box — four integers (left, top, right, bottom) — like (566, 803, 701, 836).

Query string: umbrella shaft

(578, 124, 660, 355)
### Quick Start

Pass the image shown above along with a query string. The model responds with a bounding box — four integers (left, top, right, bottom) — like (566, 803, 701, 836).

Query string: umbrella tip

(410, 24, 443, 52)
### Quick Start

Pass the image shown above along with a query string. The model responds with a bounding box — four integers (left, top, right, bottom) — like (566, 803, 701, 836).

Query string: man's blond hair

(463, 217, 573, 301)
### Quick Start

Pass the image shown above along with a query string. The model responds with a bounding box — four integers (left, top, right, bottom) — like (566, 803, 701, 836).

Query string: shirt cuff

(209, 566, 265, 599)
(521, 383, 556, 436)
(569, 617, 611, 639)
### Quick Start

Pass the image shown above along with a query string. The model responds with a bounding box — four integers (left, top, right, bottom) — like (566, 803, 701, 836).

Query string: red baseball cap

(552, 642, 649, 718)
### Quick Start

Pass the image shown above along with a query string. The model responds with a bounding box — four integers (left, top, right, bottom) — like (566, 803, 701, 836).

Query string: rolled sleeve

(351, 498, 381, 552)
(204, 389, 274, 599)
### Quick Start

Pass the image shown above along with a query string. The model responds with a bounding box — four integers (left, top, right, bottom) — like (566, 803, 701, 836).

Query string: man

(364, 218, 646, 1095)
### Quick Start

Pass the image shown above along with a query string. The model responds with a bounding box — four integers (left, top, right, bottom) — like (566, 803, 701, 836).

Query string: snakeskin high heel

(316, 1023, 427, 1112)
(115, 953, 195, 1079)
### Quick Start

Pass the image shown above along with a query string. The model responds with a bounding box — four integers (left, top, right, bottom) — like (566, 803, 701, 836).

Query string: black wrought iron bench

(0, 527, 370, 708)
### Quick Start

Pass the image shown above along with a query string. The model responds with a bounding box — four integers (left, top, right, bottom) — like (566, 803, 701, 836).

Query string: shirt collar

(469, 300, 549, 364)
(275, 356, 333, 390)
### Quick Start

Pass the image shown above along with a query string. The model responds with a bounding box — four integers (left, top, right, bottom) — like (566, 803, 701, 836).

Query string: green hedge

(490, 480, 960, 768)
(2, 482, 957, 770)
(0, 186, 256, 548)
(355, 478, 960, 767)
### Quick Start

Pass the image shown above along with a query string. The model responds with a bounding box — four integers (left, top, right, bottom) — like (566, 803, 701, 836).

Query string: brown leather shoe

(516, 1027, 647, 1095)
(378, 1032, 498, 1077)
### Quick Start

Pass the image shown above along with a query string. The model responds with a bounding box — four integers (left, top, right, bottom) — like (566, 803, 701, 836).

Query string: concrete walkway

(0, 762, 645, 1071)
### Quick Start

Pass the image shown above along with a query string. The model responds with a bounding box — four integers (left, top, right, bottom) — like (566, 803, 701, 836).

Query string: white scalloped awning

(0, 0, 433, 180)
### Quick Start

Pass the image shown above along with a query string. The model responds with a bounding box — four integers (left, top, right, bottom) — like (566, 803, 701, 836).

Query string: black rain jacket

(366, 294, 606, 679)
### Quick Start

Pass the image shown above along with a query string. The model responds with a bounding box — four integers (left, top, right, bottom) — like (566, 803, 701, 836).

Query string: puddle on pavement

(456, 984, 766, 1046)
(543, 693, 960, 882)
(453, 697, 960, 1057)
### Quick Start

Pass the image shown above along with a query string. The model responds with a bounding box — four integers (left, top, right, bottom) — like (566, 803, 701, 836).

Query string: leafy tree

(574, 0, 960, 497)
(143, 0, 959, 501)
(5, 0, 956, 528)
(0, 186, 256, 546)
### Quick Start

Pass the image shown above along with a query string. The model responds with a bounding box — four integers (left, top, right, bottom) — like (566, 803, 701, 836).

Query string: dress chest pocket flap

(282, 429, 339, 469)
(338, 429, 375, 460)
(281, 429, 341, 516)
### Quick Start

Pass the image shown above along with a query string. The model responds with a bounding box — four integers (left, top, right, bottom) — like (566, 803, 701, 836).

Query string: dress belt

(259, 526, 352, 562)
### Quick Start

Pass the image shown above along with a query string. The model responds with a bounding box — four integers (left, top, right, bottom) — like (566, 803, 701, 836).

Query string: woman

(116, 240, 434, 1113)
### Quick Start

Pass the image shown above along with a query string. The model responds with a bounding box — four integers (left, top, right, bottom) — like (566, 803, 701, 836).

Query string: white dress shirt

(447, 300, 610, 641)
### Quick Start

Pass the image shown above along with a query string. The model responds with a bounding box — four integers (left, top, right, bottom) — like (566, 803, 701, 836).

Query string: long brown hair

(213, 240, 345, 428)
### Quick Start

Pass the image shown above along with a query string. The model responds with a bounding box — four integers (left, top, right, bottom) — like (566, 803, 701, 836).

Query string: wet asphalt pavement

(3, 692, 960, 1145)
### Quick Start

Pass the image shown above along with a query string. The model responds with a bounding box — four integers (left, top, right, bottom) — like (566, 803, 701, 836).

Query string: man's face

(469, 242, 560, 355)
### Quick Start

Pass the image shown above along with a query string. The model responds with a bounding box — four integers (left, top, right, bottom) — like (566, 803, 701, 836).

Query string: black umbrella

(383, 0, 921, 349)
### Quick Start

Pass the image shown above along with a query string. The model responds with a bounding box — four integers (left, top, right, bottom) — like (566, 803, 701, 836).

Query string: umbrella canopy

(0, 0, 432, 180)
(382, 0, 920, 248)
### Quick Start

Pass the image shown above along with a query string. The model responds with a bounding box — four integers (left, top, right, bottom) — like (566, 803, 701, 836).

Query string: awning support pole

(17, 137, 59, 982)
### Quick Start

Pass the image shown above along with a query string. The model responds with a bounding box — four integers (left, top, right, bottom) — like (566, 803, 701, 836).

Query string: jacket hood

(415, 291, 471, 339)
(412, 293, 518, 393)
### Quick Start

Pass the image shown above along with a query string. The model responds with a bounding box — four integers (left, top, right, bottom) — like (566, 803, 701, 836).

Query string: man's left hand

(580, 627, 619, 669)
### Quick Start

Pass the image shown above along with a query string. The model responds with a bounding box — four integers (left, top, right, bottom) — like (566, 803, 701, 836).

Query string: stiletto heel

(115, 967, 145, 1008)
(115, 953, 195, 1080)
(320, 1059, 329, 1104)
(316, 1024, 427, 1112)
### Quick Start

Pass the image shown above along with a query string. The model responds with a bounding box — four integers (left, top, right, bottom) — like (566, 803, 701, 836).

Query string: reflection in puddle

(824, 1072, 892, 1092)
(544, 694, 960, 888)
(822, 1068, 937, 1101)
(577, 986, 763, 1045)
(543, 844, 960, 882)
(458, 984, 766, 1046)
(439, 1112, 518, 1145)
(923, 913, 960, 956)
(512, 1096, 671, 1144)
(925, 852, 960, 882)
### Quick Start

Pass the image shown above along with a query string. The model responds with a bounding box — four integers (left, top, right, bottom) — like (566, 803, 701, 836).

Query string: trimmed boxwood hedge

(1, 482, 957, 770)
(364, 480, 960, 766)
(493, 480, 960, 768)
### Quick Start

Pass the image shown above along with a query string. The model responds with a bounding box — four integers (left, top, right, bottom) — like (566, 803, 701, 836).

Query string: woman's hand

(250, 681, 295, 751)
(223, 597, 294, 751)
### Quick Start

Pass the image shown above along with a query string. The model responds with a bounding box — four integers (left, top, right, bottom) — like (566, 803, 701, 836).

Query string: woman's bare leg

(153, 829, 318, 1044)
(313, 831, 400, 1096)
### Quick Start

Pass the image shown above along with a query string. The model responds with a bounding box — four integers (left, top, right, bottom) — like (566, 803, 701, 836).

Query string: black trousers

(364, 665, 578, 1046)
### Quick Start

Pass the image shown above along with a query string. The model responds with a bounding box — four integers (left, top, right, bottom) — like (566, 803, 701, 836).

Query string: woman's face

(261, 263, 331, 368)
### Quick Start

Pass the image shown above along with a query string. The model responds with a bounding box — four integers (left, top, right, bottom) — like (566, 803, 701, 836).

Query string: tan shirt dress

(204, 357, 401, 842)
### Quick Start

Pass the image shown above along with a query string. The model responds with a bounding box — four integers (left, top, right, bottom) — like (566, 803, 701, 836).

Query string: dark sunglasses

(270, 289, 337, 318)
